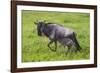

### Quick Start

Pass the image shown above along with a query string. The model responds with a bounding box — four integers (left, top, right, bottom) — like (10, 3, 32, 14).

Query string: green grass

(22, 10, 90, 62)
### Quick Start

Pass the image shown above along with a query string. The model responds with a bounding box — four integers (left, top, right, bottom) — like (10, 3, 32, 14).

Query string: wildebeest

(34, 20, 81, 54)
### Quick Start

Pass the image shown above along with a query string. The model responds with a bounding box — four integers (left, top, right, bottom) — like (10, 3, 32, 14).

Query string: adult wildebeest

(34, 20, 81, 54)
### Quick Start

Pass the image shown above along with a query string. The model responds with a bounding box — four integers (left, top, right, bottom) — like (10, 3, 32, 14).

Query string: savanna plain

(22, 10, 90, 62)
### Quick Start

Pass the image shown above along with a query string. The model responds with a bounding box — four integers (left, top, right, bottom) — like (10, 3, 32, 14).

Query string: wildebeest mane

(45, 22, 63, 27)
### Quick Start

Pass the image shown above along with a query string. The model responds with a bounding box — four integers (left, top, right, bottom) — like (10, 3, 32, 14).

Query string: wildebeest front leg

(54, 41, 57, 51)
(48, 40, 56, 52)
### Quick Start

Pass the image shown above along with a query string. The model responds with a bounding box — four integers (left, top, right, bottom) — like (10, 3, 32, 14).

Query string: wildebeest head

(34, 20, 46, 36)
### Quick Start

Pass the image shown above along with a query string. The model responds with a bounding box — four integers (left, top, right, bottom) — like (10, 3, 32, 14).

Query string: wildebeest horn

(34, 21, 37, 25)
(34, 19, 39, 25)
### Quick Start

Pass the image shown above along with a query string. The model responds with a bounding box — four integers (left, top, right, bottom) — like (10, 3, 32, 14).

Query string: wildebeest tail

(72, 32, 82, 51)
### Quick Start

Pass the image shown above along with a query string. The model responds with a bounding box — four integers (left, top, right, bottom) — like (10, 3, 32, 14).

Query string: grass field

(22, 10, 90, 62)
